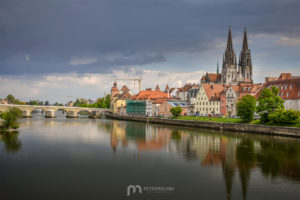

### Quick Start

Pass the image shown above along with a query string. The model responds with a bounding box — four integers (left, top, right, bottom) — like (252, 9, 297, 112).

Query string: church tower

(238, 27, 253, 83)
(221, 26, 238, 84)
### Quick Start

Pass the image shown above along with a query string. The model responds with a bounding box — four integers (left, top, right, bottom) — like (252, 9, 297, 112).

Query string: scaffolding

(126, 100, 146, 115)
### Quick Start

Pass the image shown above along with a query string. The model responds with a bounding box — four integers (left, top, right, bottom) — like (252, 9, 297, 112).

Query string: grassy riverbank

(176, 116, 300, 127)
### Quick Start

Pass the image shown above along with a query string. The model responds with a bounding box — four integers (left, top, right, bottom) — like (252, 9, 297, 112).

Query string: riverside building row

(110, 27, 300, 116)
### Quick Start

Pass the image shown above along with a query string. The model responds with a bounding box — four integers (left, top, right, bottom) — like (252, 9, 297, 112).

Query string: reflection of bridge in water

(0, 104, 108, 118)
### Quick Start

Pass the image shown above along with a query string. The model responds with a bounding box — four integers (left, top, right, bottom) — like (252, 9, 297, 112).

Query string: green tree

(95, 98, 105, 108)
(44, 101, 49, 106)
(257, 86, 284, 123)
(53, 102, 63, 106)
(28, 100, 39, 105)
(236, 95, 256, 122)
(170, 106, 182, 118)
(104, 94, 111, 108)
(6, 94, 15, 104)
(0, 108, 23, 129)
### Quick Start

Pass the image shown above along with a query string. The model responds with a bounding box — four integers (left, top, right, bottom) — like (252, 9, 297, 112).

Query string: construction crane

(115, 76, 142, 92)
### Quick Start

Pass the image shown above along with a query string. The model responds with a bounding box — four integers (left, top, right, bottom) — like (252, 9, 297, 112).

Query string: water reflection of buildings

(110, 121, 128, 151)
(109, 120, 171, 152)
(108, 120, 300, 199)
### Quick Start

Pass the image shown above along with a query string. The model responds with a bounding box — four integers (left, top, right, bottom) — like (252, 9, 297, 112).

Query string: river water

(1, 112, 300, 199)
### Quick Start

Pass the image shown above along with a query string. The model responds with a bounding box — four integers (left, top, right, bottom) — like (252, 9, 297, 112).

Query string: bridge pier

(66, 111, 78, 118)
(45, 110, 56, 118)
(89, 111, 99, 118)
(22, 110, 32, 118)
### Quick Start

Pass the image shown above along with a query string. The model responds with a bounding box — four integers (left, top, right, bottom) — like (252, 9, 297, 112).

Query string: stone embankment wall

(106, 113, 300, 138)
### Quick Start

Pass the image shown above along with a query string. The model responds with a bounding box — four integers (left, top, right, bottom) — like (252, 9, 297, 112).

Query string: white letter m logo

(127, 185, 142, 196)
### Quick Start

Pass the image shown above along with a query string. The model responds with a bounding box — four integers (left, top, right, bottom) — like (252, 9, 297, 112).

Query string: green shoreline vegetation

(0, 107, 23, 131)
(176, 116, 300, 127)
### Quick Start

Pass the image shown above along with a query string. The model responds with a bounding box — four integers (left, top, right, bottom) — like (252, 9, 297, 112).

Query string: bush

(236, 95, 256, 122)
(269, 109, 300, 125)
(170, 106, 182, 118)
(0, 108, 23, 129)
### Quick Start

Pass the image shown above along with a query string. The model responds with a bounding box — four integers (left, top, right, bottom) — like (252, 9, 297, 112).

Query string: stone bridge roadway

(0, 104, 108, 118)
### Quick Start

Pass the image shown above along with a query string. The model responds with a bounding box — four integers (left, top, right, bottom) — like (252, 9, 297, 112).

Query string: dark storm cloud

(0, 0, 299, 75)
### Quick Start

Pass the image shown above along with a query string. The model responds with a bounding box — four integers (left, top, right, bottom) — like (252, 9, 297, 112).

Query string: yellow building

(194, 84, 224, 115)
(111, 83, 132, 113)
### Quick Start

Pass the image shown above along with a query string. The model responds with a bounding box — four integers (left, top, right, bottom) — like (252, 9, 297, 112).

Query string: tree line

(237, 86, 300, 125)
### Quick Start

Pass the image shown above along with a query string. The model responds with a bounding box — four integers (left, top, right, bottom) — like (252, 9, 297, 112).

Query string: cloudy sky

(1, 0, 300, 103)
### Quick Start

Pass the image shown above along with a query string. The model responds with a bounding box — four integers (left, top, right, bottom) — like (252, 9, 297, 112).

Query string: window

(290, 84, 292, 90)
(287, 92, 289, 97)
(298, 91, 300, 97)
(285, 85, 287, 90)
(281, 92, 284, 97)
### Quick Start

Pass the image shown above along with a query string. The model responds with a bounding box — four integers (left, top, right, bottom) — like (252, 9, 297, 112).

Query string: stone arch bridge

(0, 104, 108, 118)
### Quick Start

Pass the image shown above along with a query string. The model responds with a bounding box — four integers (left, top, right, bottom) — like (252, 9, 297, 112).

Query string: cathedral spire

(217, 62, 219, 74)
(226, 25, 234, 52)
(242, 27, 248, 50)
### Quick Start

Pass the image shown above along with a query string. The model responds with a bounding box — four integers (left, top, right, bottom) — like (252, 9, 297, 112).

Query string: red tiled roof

(165, 84, 170, 91)
(201, 73, 221, 82)
(121, 85, 130, 92)
(256, 76, 300, 100)
(155, 84, 160, 91)
(116, 91, 132, 100)
(131, 90, 170, 101)
(202, 84, 224, 100)
(178, 83, 198, 92)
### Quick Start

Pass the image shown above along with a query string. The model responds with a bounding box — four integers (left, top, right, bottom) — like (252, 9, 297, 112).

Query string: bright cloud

(275, 36, 300, 46)
(0, 68, 206, 103)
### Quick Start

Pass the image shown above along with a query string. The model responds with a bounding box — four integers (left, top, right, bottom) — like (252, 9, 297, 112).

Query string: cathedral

(201, 26, 253, 84)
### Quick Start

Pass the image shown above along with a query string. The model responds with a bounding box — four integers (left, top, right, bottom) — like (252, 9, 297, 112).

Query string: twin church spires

(221, 26, 253, 84)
